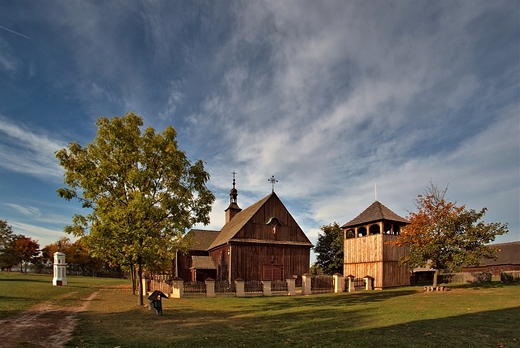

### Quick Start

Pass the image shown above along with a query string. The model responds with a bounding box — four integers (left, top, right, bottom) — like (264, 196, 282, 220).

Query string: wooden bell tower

(341, 201, 410, 289)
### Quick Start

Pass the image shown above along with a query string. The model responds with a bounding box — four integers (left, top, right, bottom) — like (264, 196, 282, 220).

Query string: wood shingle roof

(191, 256, 216, 269)
(341, 201, 409, 228)
(208, 193, 273, 250)
(481, 241, 520, 266)
(185, 229, 220, 251)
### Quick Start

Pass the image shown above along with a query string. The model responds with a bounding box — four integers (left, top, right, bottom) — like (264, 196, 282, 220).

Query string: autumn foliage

(393, 183, 508, 286)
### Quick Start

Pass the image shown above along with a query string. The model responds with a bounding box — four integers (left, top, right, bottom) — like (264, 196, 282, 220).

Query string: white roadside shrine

(52, 251, 67, 286)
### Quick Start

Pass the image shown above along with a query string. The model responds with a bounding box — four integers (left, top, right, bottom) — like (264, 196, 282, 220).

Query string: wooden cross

(268, 175, 278, 192)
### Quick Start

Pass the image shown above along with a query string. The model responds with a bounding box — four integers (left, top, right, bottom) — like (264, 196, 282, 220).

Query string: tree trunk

(138, 263, 144, 306)
(131, 264, 136, 296)
(433, 269, 439, 287)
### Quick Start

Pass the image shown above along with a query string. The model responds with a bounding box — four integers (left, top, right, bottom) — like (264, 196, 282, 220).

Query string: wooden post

(171, 277, 184, 298)
(302, 273, 312, 295)
(333, 273, 344, 293)
(235, 278, 245, 297)
(262, 280, 272, 296)
(205, 278, 215, 298)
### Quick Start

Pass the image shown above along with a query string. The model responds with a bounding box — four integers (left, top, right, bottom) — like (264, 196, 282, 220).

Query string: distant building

(175, 176, 313, 282)
(462, 241, 520, 277)
(341, 201, 410, 289)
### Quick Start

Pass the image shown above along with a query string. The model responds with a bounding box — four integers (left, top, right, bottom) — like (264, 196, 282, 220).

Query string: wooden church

(341, 201, 410, 289)
(175, 175, 313, 282)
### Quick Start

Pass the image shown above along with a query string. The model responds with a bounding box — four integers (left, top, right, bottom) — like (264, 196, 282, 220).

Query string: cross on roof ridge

(268, 175, 278, 193)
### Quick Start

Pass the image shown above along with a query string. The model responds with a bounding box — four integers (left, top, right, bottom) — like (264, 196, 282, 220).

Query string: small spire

(225, 171, 241, 223)
(268, 175, 278, 193)
(230, 171, 238, 204)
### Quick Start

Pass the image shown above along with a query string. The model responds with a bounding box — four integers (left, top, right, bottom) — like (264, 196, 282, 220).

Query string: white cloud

(3, 203, 41, 217)
(0, 117, 66, 181)
(9, 221, 68, 246)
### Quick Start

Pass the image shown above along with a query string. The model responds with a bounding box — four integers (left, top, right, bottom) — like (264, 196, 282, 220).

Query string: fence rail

(271, 280, 288, 292)
(149, 275, 173, 294)
(353, 278, 365, 288)
(311, 275, 334, 294)
(184, 281, 206, 294)
(244, 280, 263, 293)
(215, 280, 236, 293)
(440, 272, 492, 284)
(147, 274, 383, 298)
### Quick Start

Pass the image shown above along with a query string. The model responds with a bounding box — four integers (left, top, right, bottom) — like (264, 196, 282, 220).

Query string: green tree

(313, 222, 344, 275)
(0, 220, 17, 271)
(56, 113, 215, 305)
(393, 182, 509, 287)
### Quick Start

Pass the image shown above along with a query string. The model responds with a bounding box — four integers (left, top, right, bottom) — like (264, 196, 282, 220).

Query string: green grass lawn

(1, 273, 519, 348)
(0, 272, 129, 319)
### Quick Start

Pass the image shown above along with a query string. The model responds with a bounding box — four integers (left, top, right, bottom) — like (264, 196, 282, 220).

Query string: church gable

(234, 193, 312, 246)
(209, 193, 312, 250)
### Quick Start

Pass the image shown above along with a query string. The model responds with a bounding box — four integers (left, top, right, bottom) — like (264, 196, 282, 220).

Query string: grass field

(1, 273, 519, 348)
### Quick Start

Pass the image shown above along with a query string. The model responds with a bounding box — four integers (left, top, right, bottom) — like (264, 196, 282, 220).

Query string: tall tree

(56, 113, 215, 305)
(393, 182, 509, 287)
(0, 220, 16, 271)
(313, 222, 344, 275)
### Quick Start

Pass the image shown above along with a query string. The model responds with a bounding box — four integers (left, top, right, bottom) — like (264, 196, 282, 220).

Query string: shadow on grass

(446, 281, 520, 290)
(71, 298, 520, 348)
(350, 306, 520, 348)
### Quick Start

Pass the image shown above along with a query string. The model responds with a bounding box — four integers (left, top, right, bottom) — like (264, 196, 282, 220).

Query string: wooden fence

(149, 275, 173, 294)
(440, 272, 492, 284)
(244, 280, 263, 293)
(311, 275, 334, 294)
(215, 280, 236, 294)
(147, 274, 372, 298)
(184, 281, 206, 295)
(272, 280, 288, 292)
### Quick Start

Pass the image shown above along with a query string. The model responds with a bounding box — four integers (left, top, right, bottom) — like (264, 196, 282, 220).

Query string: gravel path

(0, 291, 98, 347)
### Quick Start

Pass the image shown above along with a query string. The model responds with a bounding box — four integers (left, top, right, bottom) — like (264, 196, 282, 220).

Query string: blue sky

(0, 1, 518, 262)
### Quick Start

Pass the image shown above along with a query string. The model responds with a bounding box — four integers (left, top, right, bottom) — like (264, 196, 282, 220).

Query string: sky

(0, 1, 518, 263)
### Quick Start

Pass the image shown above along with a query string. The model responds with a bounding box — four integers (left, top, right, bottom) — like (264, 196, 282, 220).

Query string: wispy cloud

(9, 221, 67, 245)
(0, 1, 517, 252)
(0, 117, 66, 181)
(3, 203, 41, 217)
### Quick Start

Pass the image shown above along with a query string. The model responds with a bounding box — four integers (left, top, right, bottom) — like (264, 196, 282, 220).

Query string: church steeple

(225, 171, 242, 223)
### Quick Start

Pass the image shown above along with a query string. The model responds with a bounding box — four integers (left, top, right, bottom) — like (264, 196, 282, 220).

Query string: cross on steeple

(268, 175, 278, 193)
(232, 170, 237, 188)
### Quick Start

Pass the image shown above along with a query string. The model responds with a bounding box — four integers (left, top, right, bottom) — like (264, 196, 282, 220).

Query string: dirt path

(0, 291, 98, 348)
